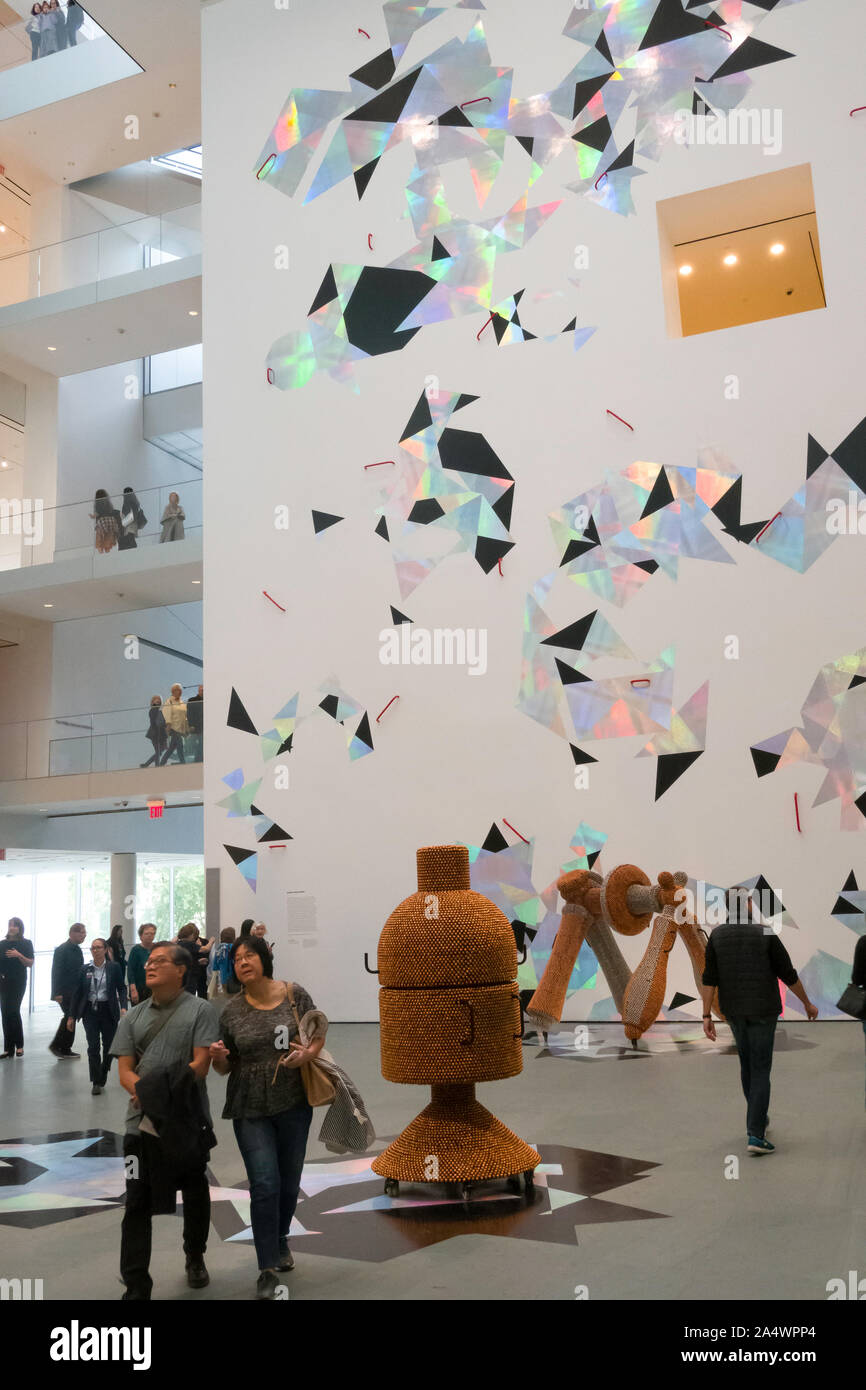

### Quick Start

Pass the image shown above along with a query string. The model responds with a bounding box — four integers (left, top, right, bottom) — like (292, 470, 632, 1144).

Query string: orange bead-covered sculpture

(371, 844, 539, 1194)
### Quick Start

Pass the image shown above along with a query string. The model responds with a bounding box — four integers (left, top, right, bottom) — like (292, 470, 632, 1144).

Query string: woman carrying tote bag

(208, 934, 326, 1299)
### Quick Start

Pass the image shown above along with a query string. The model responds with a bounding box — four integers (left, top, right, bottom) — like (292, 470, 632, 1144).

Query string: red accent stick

(364, 460, 394, 470)
(376, 695, 399, 723)
(606, 409, 633, 431)
(754, 511, 781, 543)
(256, 153, 276, 180)
(262, 590, 286, 612)
(476, 313, 495, 340)
(794, 792, 802, 833)
(497, 558, 503, 576)
(358, 27, 370, 38)
(266, 367, 275, 384)
(461, 97, 491, 109)
(702, 19, 732, 40)
(594, 171, 607, 190)
(268, 844, 288, 850)
(630, 678, 651, 688)
(503, 818, 530, 845)
(367, 233, 374, 250)
(850, 106, 866, 116)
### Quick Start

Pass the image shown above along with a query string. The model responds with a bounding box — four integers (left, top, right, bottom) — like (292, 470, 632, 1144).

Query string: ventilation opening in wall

(657, 164, 826, 339)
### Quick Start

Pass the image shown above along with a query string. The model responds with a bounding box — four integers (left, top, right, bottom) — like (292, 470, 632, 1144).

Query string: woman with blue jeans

(209, 935, 323, 1298)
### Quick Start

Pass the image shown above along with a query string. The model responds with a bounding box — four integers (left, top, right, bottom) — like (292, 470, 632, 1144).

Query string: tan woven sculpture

(526, 861, 722, 1043)
(372, 845, 539, 1188)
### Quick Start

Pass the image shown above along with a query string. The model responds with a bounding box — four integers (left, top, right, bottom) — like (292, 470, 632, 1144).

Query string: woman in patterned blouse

(209, 934, 325, 1299)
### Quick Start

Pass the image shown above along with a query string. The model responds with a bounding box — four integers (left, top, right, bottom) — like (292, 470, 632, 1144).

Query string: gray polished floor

(1, 1010, 863, 1301)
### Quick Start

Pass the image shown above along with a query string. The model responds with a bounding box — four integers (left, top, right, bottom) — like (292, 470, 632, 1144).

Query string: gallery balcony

(0, 204, 201, 374)
(0, 478, 202, 619)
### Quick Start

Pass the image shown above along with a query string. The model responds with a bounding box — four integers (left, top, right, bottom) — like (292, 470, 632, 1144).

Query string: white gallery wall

(203, 0, 866, 1020)
(58, 359, 200, 507)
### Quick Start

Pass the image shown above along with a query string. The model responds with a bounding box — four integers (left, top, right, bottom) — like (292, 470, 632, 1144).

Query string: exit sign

(148, 801, 165, 820)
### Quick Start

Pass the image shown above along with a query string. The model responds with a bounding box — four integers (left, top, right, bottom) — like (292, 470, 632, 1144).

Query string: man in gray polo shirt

(111, 941, 218, 1300)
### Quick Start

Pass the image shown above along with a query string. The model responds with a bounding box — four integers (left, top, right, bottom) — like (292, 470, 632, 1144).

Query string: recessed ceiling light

(0, 226, 6, 233)
(188, 309, 199, 316)
(723, 253, 738, 266)
(47, 345, 56, 351)
(678, 264, 693, 276)
(168, 83, 177, 88)
(43, 602, 53, 608)
(0, 461, 7, 469)
(769, 242, 785, 255)
(191, 579, 201, 584)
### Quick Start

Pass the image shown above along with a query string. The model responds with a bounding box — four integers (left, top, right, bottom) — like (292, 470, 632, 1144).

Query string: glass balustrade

(0, 203, 201, 309)
(0, 478, 202, 571)
(0, 701, 205, 780)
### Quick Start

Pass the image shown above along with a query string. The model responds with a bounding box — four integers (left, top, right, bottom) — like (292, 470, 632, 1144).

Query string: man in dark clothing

(853, 935, 866, 1108)
(69, 937, 128, 1094)
(702, 889, 817, 1154)
(186, 685, 203, 762)
(112, 942, 217, 1301)
(49, 923, 87, 1058)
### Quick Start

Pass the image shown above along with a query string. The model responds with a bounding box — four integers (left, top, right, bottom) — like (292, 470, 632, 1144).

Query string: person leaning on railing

(91, 490, 120, 554)
(25, 5, 42, 60)
(159, 493, 186, 543)
(66, 1, 83, 44)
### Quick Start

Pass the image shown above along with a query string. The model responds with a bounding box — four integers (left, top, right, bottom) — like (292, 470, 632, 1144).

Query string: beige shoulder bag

(273, 982, 336, 1107)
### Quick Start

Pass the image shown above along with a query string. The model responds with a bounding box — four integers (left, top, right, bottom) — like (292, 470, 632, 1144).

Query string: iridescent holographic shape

(256, 1, 806, 386)
(793, 950, 856, 1017)
(637, 680, 708, 798)
(253, 0, 804, 215)
(750, 648, 866, 828)
(375, 386, 514, 596)
(224, 845, 258, 893)
(549, 456, 739, 609)
(464, 821, 607, 998)
(260, 693, 299, 762)
(217, 772, 263, 817)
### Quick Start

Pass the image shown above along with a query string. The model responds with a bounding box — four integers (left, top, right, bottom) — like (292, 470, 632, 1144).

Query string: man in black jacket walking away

(49, 923, 87, 1058)
(111, 942, 218, 1300)
(69, 937, 128, 1094)
(702, 889, 818, 1154)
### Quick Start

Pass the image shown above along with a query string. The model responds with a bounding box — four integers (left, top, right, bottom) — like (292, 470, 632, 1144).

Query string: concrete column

(110, 852, 137, 948)
(205, 866, 220, 940)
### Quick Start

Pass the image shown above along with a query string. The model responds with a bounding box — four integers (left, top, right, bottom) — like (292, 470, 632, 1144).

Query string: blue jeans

(233, 1105, 312, 1271)
(727, 1015, 777, 1139)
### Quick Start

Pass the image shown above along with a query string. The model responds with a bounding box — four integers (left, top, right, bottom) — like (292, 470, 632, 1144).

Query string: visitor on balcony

(119, 486, 146, 551)
(91, 489, 121, 554)
(159, 492, 186, 543)
(51, 0, 67, 47)
(186, 684, 203, 761)
(141, 695, 167, 768)
(39, 0, 61, 55)
(66, 0, 83, 44)
(161, 683, 188, 764)
(26, 5, 42, 59)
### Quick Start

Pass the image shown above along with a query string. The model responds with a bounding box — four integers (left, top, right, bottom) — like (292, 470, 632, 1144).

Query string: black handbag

(836, 982, 866, 1019)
